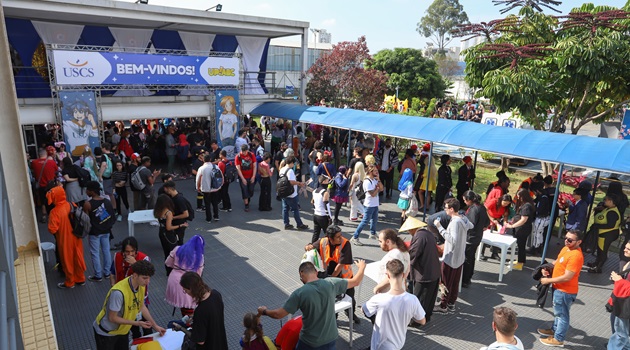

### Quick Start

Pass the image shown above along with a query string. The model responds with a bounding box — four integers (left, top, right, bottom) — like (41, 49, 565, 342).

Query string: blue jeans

(552, 289, 576, 342)
(282, 195, 304, 227)
(89, 233, 111, 279)
(353, 206, 378, 239)
(296, 339, 336, 350)
(609, 316, 630, 350)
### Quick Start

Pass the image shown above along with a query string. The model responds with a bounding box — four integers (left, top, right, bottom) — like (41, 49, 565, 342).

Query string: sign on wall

(215, 90, 240, 160)
(621, 109, 630, 140)
(59, 91, 100, 157)
(51, 50, 240, 86)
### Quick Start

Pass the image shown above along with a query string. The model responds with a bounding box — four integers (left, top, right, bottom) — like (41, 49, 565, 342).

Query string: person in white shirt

(434, 197, 473, 313)
(362, 259, 426, 350)
(280, 155, 308, 231)
(351, 164, 383, 246)
(480, 307, 524, 350)
(374, 229, 411, 294)
(196, 154, 223, 223)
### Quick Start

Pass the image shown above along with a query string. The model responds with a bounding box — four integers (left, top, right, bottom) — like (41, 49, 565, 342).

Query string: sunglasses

(564, 237, 576, 243)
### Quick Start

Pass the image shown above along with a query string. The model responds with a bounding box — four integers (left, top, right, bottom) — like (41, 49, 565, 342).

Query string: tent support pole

(422, 142, 434, 221)
(471, 151, 478, 191)
(585, 171, 600, 227)
(347, 129, 352, 167)
(541, 163, 564, 263)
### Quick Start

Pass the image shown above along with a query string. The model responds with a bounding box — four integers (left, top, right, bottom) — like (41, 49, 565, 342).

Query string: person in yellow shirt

(93, 260, 165, 350)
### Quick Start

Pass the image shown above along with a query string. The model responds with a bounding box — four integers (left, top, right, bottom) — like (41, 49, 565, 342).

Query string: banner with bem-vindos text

(51, 50, 239, 86)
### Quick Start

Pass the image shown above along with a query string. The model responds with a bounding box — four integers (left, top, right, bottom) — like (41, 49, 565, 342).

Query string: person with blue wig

(165, 235, 205, 317)
(398, 168, 415, 226)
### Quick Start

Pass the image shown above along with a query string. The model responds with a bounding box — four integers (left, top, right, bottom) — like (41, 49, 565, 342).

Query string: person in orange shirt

(537, 229, 584, 347)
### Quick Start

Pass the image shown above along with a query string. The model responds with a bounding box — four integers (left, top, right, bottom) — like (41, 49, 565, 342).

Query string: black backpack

(223, 160, 238, 183)
(356, 179, 368, 202)
(183, 195, 194, 221)
(276, 172, 293, 198)
(75, 165, 92, 188)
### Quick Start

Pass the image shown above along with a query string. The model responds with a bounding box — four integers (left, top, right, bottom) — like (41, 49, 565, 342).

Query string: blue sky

(121, 0, 627, 52)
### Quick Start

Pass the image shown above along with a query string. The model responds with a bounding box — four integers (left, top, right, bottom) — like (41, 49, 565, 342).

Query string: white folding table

(127, 210, 158, 237)
(475, 229, 518, 282)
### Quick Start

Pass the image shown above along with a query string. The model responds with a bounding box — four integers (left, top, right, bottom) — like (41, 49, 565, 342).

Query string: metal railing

(0, 154, 22, 350)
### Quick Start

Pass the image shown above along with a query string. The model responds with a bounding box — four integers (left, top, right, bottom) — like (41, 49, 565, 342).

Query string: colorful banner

(621, 109, 630, 140)
(59, 91, 100, 157)
(215, 90, 240, 159)
(51, 50, 240, 86)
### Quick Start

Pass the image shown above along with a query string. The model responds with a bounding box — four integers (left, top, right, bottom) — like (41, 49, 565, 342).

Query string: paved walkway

(39, 178, 618, 349)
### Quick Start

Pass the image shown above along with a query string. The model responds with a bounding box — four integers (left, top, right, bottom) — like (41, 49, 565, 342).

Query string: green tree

(462, 3, 630, 135)
(306, 36, 388, 110)
(367, 48, 447, 100)
(417, 0, 469, 54)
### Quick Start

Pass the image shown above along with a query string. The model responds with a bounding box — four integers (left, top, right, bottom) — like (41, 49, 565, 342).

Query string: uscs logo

(62, 59, 95, 78)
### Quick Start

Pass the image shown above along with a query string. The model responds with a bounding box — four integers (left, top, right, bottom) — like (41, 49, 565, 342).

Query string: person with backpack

(84, 181, 116, 283)
(235, 144, 257, 212)
(46, 185, 87, 289)
(197, 154, 224, 223)
(351, 164, 383, 246)
(217, 150, 234, 212)
(162, 181, 191, 245)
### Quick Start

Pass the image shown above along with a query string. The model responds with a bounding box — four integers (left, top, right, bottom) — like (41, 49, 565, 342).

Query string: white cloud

(321, 18, 336, 27)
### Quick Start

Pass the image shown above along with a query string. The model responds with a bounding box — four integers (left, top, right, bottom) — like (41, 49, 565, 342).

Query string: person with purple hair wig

(165, 235, 205, 317)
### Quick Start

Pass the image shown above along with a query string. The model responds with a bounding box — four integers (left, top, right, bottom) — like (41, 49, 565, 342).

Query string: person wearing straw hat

(401, 217, 441, 323)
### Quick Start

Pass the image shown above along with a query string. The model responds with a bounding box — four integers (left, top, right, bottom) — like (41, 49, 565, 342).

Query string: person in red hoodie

(117, 129, 134, 162)
(608, 241, 630, 349)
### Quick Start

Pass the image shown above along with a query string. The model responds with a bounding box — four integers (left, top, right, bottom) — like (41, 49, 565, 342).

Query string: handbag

(34, 159, 49, 189)
(406, 196, 419, 217)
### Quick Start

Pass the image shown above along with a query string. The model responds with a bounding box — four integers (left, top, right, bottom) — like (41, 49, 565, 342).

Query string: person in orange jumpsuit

(47, 186, 87, 289)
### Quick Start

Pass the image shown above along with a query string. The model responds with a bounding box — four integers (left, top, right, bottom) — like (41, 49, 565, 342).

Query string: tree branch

(575, 98, 630, 132)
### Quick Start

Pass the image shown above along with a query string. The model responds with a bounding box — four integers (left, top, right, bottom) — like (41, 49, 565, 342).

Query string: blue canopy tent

(252, 102, 630, 260)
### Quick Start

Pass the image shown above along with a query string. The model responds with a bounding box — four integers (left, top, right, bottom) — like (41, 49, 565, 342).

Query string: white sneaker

(116, 215, 122, 222)
(350, 237, 363, 246)
(369, 234, 378, 240)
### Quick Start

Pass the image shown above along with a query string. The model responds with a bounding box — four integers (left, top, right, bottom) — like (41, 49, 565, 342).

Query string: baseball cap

(131, 153, 140, 161)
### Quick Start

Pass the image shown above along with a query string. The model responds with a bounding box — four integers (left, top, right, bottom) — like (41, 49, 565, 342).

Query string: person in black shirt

(461, 191, 490, 288)
(84, 181, 116, 282)
(435, 155, 452, 211)
(161, 181, 189, 246)
(208, 139, 221, 164)
(180, 272, 228, 350)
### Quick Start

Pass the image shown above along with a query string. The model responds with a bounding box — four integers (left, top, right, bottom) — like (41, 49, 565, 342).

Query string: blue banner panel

(621, 109, 630, 140)
(52, 50, 239, 86)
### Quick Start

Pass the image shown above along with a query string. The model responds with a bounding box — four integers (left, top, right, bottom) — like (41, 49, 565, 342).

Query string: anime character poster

(215, 90, 240, 159)
(59, 91, 100, 157)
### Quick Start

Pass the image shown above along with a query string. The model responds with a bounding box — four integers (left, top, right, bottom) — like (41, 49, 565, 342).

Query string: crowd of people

(29, 115, 630, 349)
